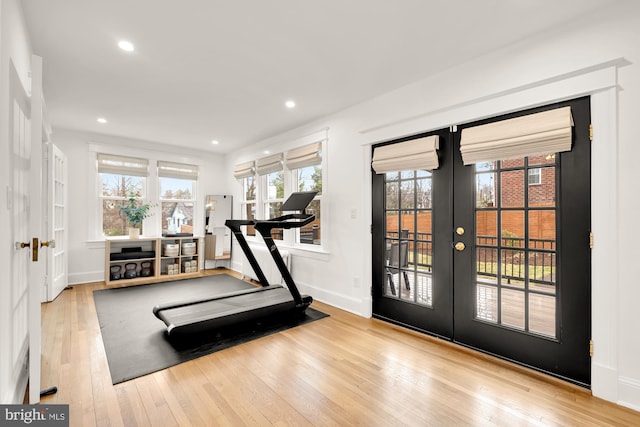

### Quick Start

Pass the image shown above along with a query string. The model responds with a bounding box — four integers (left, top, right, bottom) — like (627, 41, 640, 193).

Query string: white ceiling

(21, 0, 617, 154)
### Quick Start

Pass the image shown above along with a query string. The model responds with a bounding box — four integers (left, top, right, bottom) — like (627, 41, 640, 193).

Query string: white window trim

(528, 168, 542, 185)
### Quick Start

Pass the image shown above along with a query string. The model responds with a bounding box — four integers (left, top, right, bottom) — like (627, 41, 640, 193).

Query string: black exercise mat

(93, 275, 328, 384)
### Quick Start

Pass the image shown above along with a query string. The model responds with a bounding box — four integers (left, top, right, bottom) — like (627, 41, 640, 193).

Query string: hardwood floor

(39, 270, 640, 426)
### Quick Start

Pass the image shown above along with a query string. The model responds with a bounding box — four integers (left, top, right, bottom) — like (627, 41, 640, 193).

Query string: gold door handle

(41, 240, 56, 249)
(454, 242, 466, 251)
(15, 237, 39, 261)
(32, 237, 39, 261)
(15, 241, 30, 250)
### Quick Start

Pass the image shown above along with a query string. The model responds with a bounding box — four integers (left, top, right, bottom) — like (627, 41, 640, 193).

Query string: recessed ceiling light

(285, 100, 296, 109)
(263, 150, 270, 154)
(97, 117, 107, 124)
(211, 140, 219, 145)
(118, 40, 135, 52)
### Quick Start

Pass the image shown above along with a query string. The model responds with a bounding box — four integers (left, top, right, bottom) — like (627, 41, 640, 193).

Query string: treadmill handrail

(254, 213, 315, 231)
(225, 218, 271, 286)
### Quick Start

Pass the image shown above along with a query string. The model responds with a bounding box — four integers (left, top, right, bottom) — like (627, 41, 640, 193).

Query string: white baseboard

(300, 281, 371, 317)
(3, 354, 29, 404)
(619, 376, 640, 412)
(592, 362, 619, 402)
(68, 270, 103, 285)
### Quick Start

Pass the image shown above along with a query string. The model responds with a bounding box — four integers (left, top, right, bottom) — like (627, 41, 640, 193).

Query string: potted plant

(118, 192, 155, 239)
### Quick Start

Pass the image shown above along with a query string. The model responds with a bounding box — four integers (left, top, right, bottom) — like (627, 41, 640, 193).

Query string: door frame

(363, 62, 620, 397)
(368, 64, 628, 392)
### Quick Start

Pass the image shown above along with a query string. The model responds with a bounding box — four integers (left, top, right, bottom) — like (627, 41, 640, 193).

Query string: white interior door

(45, 143, 68, 301)
(9, 59, 32, 405)
(28, 55, 47, 404)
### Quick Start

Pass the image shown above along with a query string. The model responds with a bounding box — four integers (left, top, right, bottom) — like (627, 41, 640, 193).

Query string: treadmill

(153, 191, 317, 338)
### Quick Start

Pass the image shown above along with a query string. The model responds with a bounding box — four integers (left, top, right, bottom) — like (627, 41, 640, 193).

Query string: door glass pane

(529, 293, 556, 337)
(476, 161, 498, 171)
(528, 210, 555, 248)
(474, 155, 558, 338)
(477, 248, 498, 285)
(383, 168, 432, 307)
(529, 252, 556, 294)
(501, 289, 525, 330)
(501, 158, 524, 168)
(501, 210, 524, 247)
(400, 211, 414, 234)
(416, 178, 432, 208)
(384, 239, 399, 297)
(528, 152, 556, 166)
(476, 210, 497, 245)
(501, 249, 525, 288)
(476, 172, 496, 208)
(386, 212, 399, 236)
(386, 181, 399, 210)
(400, 180, 415, 209)
(476, 284, 497, 323)
(529, 167, 556, 206)
(500, 170, 524, 208)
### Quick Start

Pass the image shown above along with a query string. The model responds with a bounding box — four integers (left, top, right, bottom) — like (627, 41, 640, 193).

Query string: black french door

(372, 97, 591, 386)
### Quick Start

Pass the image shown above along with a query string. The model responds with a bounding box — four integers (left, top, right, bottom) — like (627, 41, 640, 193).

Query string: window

(286, 141, 323, 246)
(158, 161, 198, 235)
(98, 154, 148, 236)
(528, 168, 542, 185)
(234, 161, 257, 237)
(243, 175, 257, 236)
(235, 136, 326, 248)
(264, 169, 285, 240)
(293, 164, 322, 245)
(256, 153, 284, 240)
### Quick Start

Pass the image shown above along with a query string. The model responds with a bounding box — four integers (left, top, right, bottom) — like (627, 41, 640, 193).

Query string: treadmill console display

(279, 191, 318, 212)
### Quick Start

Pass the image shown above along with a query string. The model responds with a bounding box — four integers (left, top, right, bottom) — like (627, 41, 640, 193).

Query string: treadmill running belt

(154, 286, 306, 337)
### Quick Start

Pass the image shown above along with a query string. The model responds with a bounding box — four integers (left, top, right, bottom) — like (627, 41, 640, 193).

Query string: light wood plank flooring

(38, 270, 640, 426)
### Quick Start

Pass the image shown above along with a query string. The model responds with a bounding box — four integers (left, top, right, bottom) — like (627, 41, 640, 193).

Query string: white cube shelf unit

(105, 236, 202, 285)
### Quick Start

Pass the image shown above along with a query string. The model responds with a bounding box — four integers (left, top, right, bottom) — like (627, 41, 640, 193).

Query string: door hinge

(589, 124, 593, 141)
(589, 231, 594, 249)
(589, 339, 594, 357)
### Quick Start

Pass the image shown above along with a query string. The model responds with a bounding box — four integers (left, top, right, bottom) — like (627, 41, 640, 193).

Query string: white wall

(225, 1, 640, 411)
(0, 0, 33, 404)
(52, 128, 228, 284)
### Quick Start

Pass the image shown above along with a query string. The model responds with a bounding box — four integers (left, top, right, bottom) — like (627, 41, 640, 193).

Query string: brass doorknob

(41, 240, 56, 248)
(454, 242, 466, 251)
(15, 241, 30, 250)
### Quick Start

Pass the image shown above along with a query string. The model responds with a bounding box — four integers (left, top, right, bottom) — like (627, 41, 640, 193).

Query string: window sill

(279, 242, 330, 262)
(244, 237, 330, 262)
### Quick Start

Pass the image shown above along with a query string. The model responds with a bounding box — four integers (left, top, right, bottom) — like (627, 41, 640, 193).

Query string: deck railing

(386, 231, 556, 286)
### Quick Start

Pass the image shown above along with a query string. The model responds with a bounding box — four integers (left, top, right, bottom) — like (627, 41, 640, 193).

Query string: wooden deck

(38, 269, 640, 426)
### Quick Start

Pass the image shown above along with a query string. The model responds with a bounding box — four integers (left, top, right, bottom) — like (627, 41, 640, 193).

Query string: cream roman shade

(233, 161, 255, 179)
(371, 135, 440, 174)
(285, 142, 322, 169)
(459, 106, 574, 165)
(97, 153, 148, 177)
(157, 161, 199, 180)
(256, 153, 283, 175)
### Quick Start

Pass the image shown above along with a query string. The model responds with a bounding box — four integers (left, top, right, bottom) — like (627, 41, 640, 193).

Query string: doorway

(372, 97, 591, 386)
